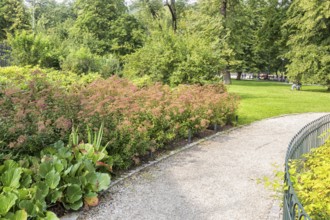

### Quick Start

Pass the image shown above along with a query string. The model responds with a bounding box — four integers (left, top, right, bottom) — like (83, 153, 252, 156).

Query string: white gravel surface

(76, 113, 329, 220)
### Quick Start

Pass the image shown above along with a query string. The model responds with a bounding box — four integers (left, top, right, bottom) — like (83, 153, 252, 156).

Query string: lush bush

(123, 27, 224, 86)
(0, 76, 79, 153)
(289, 138, 330, 220)
(79, 77, 238, 168)
(0, 66, 100, 89)
(8, 31, 61, 69)
(0, 128, 111, 219)
(0, 68, 238, 169)
(61, 47, 121, 77)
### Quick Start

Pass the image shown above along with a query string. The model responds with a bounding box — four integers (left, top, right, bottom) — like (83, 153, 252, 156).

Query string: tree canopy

(285, 0, 330, 88)
(0, 0, 328, 88)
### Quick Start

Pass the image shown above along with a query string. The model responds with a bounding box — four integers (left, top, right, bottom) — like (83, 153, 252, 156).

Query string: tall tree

(253, 0, 289, 76)
(73, 0, 127, 54)
(285, 0, 330, 89)
(0, 0, 30, 40)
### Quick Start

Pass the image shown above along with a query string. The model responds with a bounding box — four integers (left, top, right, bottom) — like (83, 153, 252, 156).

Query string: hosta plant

(0, 126, 111, 219)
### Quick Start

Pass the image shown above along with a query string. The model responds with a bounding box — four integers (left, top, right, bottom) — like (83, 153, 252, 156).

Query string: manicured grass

(227, 80, 330, 125)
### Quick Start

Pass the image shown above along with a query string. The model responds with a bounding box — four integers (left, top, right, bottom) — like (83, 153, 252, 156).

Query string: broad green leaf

(20, 173, 32, 188)
(1, 168, 22, 189)
(53, 159, 64, 173)
(63, 200, 83, 211)
(10, 210, 27, 220)
(82, 160, 94, 173)
(39, 163, 53, 178)
(63, 176, 80, 185)
(65, 184, 82, 203)
(63, 165, 72, 176)
(45, 170, 61, 189)
(3, 160, 18, 170)
(47, 190, 62, 204)
(17, 188, 34, 200)
(85, 172, 97, 186)
(0, 193, 18, 215)
(69, 163, 81, 177)
(35, 182, 49, 200)
(43, 211, 59, 220)
(18, 200, 35, 216)
(95, 173, 110, 191)
(58, 148, 71, 159)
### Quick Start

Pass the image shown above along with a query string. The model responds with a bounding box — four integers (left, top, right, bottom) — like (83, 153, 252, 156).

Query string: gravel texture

(76, 113, 329, 220)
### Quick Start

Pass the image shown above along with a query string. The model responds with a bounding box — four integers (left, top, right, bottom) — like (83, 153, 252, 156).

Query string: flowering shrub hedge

(0, 68, 239, 168)
(79, 77, 238, 168)
(0, 77, 79, 152)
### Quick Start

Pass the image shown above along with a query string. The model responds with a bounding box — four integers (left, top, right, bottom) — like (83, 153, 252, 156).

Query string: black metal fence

(0, 43, 11, 67)
(283, 114, 330, 220)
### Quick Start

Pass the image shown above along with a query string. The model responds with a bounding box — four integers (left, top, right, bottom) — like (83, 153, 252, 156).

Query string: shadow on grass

(299, 88, 330, 94)
(231, 79, 289, 87)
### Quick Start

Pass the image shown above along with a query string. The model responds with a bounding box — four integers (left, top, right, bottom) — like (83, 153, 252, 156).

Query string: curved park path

(77, 113, 328, 220)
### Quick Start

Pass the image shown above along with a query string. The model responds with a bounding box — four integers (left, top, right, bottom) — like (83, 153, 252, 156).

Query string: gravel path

(77, 113, 328, 220)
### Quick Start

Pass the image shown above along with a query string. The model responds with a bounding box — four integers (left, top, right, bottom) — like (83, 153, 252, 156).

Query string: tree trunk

(236, 71, 242, 80)
(165, 0, 177, 32)
(220, 0, 227, 18)
(220, 0, 231, 84)
(223, 69, 232, 85)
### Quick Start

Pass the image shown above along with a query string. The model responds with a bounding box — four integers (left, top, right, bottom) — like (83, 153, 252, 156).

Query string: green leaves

(64, 185, 83, 210)
(289, 139, 330, 219)
(18, 200, 36, 216)
(10, 210, 28, 220)
(0, 193, 17, 215)
(96, 173, 111, 191)
(65, 184, 82, 203)
(285, 0, 330, 88)
(45, 170, 61, 189)
(1, 168, 22, 189)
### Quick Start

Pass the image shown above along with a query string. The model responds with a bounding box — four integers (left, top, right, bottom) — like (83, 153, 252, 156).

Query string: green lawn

(227, 80, 330, 125)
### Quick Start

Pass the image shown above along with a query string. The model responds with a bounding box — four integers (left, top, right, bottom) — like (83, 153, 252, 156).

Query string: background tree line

(0, 0, 329, 88)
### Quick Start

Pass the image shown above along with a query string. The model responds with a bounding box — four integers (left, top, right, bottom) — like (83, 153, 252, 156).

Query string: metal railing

(283, 114, 330, 220)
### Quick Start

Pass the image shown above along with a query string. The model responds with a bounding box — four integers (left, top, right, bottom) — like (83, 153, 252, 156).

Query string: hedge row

(0, 68, 239, 169)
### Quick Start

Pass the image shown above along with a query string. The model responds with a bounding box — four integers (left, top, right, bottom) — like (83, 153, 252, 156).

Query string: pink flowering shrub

(0, 75, 80, 152)
(0, 71, 238, 169)
(79, 77, 238, 168)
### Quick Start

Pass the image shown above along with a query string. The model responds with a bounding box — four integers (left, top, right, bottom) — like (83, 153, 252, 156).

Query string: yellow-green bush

(289, 138, 330, 220)
(0, 66, 100, 89)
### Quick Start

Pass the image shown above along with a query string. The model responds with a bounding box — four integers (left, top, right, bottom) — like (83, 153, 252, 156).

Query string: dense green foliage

(1, 0, 328, 86)
(289, 138, 330, 219)
(0, 128, 111, 219)
(0, 0, 30, 40)
(285, 0, 330, 89)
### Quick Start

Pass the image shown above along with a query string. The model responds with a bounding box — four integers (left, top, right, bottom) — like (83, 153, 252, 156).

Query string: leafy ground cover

(289, 138, 330, 220)
(228, 80, 330, 124)
(0, 67, 239, 219)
